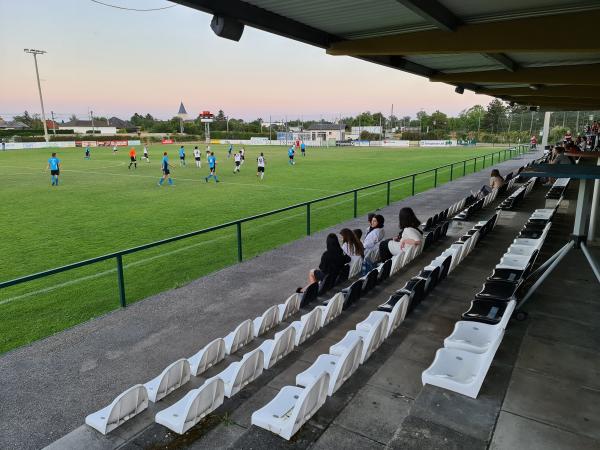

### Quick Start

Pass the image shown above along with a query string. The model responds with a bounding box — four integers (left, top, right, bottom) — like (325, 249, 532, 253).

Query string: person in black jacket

(297, 233, 350, 292)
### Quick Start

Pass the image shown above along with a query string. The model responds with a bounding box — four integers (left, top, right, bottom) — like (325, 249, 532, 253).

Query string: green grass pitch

(0, 143, 512, 353)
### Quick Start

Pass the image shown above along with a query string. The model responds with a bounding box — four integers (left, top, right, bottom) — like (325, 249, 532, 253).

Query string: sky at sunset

(0, 0, 495, 122)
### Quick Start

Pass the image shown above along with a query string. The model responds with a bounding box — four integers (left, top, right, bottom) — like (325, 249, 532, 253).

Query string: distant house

(108, 117, 137, 131)
(60, 120, 116, 135)
(307, 123, 346, 141)
(46, 120, 59, 130)
(0, 119, 30, 130)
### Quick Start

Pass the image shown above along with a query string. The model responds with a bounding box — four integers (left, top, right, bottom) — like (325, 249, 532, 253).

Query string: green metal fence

(0, 145, 530, 308)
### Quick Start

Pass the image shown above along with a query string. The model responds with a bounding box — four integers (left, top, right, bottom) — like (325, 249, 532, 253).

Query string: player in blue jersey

(84, 145, 91, 159)
(228, 144, 233, 158)
(288, 146, 295, 165)
(205, 152, 219, 183)
(158, 152, 174, 186)
(178, 145, 186, 167)
(301, 141, 306, 156)
(47, 152, 61, 186)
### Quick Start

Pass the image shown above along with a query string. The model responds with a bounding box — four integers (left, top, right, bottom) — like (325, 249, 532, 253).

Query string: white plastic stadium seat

(217, 347, 264, 398)
(422, 345, 500, 399)
(278, 293, 300, 322)
(349, 256, 363, 278)
(506, 244, 537, 257)
(258, 325, 296, 369)
(357, 295, 408, 338)
(316, 292, 344, 327)
(187, 338, 226, 376)
(253, 305, 281, 337)
(331, 313, 387, 364)
(154, 376, 224, 434)
(223, 319, 254, 355)
(144, 359, 191, 403)
(85, 385, 148, 435)
(390, 254, 403, 275)
(444, 323, 504, 354)
(497, 253, 532, 271)
(296, 336, 363, 396)
(251, 372, 330, 440)
(290, 307, 322, 346)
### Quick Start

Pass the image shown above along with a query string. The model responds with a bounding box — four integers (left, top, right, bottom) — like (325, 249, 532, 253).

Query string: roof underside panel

(506, 52, 600, 67)
(403, 54, 504, 73)
(439, 0, 600, 22)
(240, 0, 434, 38)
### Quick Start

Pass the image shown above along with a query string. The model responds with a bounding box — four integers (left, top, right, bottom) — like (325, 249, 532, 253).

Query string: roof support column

(588, 159, 600, 244)
(541, 111, 552, 150)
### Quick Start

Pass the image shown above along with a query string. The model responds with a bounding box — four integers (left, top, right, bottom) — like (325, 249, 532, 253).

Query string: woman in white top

(363, 214, 385, 256)
(388, 207, 423, 256)
(340, 228, 364, 258)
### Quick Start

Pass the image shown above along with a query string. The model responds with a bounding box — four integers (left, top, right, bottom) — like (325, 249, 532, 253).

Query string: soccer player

(205, 151, 219, 183)
(178, 145, 186, 167)
(113, 145, 118, 155)
(128, 147, 137, 169)
(228, 143, 233, 158)
(143, 144, 149, 163)
(47, 152, 61, 186)
(84, 145, 91, 160)
(240, 147, 245, 165)
(288, 146, 295, 165)
(301, 141, 306, 156)
(257, 152, 266, 180)
(206, 149, 211, 163)
(233, 151, 241, 173)
(193, 146, 202, 168)
(158, 151, 174, 186)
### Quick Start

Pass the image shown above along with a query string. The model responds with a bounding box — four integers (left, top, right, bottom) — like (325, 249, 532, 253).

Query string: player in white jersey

(193, 146, 202, 168)
(233, 151, 242, 173)
(143, 145, 149, 163)
(256, 152, 266, 179)
(240, 147, 245, 164)
(112, 145, 118, 155)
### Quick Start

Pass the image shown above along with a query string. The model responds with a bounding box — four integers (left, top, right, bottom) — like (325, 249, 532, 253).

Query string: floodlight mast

(24, 49, 49, 143)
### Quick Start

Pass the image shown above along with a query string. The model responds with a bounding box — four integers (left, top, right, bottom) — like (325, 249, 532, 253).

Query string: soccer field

(1, 143, 512, 352)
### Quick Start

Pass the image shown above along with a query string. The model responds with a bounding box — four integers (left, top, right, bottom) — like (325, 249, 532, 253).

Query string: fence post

(434, 168, 438, 187)
(236, 222, 243, 262)
(306, 203, 311, 235)
(474, 158, 477, 172)
(483, 155, 486, 168)
(353, 190, 358, 218)
(450, 163, 453, 181)
(463, 160, 466, 176)
(412, 174, 416, 196)
(491, 153, 494, 165)
(116, 255, 126, 308)
(386, 181, 391, 206)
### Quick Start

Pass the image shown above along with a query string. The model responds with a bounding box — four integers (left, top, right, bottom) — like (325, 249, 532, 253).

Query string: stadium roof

(173, 0, 600, 110)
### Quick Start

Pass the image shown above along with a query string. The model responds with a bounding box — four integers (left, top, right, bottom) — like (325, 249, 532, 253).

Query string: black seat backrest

(377, 292, 404, 313)
(423, 265, 440, 292)
(362, 269, 379, 294)
(400, 277, 426, 314)
(440, 221, 450, 238)
(342, 280, 362, 310)
(378, 259, 392, 282)
(424, 217, 433, 230)
(423, 231, 434, 250)
(433, 213, 439, 226)
(462, 299, 510, 325)
(336, 263, 350, 285)
(432, 224, 442, 242)
(300, 282, 319, 308)
(439, 255, 452, 281)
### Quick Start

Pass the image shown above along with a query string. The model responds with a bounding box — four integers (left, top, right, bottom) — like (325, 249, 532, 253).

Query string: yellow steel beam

(429, 63, 600, 85)
(327, 10, 600, 55)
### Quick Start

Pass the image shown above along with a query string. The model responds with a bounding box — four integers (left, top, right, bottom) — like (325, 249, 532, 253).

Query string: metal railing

(0, 145, 530, 307)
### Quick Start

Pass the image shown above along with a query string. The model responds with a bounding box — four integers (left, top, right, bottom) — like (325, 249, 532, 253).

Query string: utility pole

(269, 115, 272, 142)
(24, 49, 49, 143)
(50, 110, 56, 135)
(90, 109, 95, 135)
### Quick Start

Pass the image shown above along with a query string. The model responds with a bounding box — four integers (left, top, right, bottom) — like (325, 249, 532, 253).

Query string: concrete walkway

(0, 150, 540, 450)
